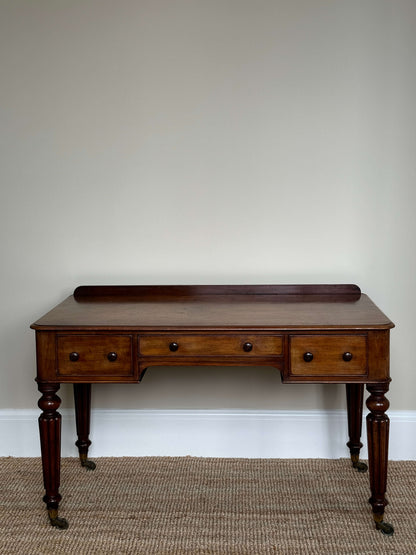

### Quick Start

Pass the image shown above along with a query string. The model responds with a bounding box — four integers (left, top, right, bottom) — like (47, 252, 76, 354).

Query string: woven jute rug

(0, 457, 415, 554)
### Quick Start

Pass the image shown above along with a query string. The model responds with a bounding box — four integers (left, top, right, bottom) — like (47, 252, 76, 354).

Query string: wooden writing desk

(31, 284, 394, 534)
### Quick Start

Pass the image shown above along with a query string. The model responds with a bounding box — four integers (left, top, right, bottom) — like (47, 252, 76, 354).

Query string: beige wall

(1, 0, 415, 413)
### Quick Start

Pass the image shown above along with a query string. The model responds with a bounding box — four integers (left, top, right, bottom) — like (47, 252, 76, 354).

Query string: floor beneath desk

(0, 457, 414, 554)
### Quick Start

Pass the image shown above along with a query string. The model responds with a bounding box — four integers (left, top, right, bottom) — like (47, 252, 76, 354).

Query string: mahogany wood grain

(73, 384, 92, 462)
(37, 382, 65, 527)
(346, 384, 367, 471)
(289, 335, 367, 377)
(139, 334, 283, 356)
(31, 285, 392, 331)
(57, 335, 133, 377)
(73, 284, 362, 299)
(366, 382, 393, 533)
(31, 284, 394, 533)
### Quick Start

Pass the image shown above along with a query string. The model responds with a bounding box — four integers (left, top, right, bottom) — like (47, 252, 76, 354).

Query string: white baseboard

(1, 409, 415, 460)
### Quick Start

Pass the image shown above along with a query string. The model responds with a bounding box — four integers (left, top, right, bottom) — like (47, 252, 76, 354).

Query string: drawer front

(57, 335, 133, 376)
(139, 335, 283, 357)
(290, 335, 367, 376)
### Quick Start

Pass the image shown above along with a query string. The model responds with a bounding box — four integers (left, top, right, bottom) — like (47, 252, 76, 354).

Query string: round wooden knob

(69, 352, 79, 362)
(107, 352, 118, 362)
(243, 342, 253, 352)
(303, 352, 314, 362)
(343, 352, 353, 362)
(169, 342, 179, 352)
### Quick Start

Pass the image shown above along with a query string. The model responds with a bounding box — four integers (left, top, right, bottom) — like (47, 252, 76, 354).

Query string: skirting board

(1, 409, 415, 460)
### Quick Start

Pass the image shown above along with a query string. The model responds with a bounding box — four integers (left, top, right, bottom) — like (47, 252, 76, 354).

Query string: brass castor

(80, 454, 96, 470)
(374, 514, 394, 536)
(376, 520, 394, 536)
(48, 509, 69, 530)
(353, 461, 368, 473)
(351, 454, 368, 473)
(81, 459, 96, 470)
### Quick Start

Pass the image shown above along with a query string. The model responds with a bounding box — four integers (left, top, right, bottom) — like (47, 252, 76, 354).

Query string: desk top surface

(31, 285, 394, 331)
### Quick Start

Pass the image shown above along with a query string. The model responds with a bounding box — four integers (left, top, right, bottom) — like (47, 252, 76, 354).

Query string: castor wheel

(81, 459, 96, 470)
(351, 454, 368, 473)
(48, 509, 69, 529)
(353, 460, 368, 473)
(373, 514, 394, 536)
(80, 453, 96, 470)
(376, 520, 394, 536)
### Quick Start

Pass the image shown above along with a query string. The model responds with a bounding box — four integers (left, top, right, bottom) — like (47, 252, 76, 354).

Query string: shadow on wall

(64, 366, 348, 411)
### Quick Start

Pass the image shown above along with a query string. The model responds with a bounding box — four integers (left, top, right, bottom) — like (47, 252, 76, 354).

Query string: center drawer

(139, 335, 283, 357)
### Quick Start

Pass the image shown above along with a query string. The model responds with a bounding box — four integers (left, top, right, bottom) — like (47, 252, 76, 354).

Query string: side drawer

(139, 335, 283, 357)
(289, 335, 367, 377)
(56, 335, 133, 377)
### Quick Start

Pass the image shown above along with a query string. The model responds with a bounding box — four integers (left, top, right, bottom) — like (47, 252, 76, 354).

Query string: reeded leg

(38, 382, 68, 529)
(346, 384, 367, 472)
(366, 382, 394, 535)
(73, 384, 96, 470)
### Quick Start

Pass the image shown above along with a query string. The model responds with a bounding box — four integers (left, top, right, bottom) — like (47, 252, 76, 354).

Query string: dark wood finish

(366, 382, 393, 534)
(73, 384, 95, 469)
(139, 334, 283, 357)
(31, 284, 394, 533)
(289, 335, 367, 377)
(73, 284, 362, 299)
(37, 382, 67, 529)
(346, 384, 367, 472)
(31, 284, 392, 331)
(56, 335, 133, 378)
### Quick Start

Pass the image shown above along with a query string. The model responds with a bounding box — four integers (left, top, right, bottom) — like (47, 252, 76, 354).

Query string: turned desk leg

(38, 382, 68, 529)
(73, 384, 96, 470)
(366, 382, 394, 535)
(346, 384, 367, 472)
